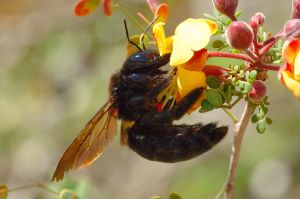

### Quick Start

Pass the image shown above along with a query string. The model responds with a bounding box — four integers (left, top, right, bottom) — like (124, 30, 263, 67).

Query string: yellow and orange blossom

(153, 18, 217, 109)
(280, 38, 300, 99)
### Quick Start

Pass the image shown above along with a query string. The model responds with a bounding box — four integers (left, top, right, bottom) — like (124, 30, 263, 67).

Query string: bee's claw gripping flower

(226, 21, 253, 51)
(280, 38, 300, 99)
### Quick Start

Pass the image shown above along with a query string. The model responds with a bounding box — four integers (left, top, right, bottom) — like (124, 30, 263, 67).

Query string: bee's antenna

(124, 19, 143, 52)
(140, 15, 159, 50)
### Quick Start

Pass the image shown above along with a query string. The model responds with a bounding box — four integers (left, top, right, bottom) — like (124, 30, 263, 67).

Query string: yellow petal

(282, 70, 300, 99)
(196, 19, 218, 34)
(177, 67, 206, 97)
(153, 22, 173, 56)
(170, 18, 216, 66)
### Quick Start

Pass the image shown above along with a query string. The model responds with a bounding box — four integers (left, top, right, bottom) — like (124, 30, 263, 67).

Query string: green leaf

(199, 100, 215, 113)
(59, 189, 79, 199)
(212, 40, 225, 48)
(266, 117, 273, 124)
(206, 89, 223, 106)
(0, 185, 8, 199)
(169, 193, 183, 199)
(235, 11, 242, 18)
(203, 13, 216, 21)
(260, 104, 269, 114)
(249, 70, 258, 79)
(233, 65, 240, 71)
(251, 114, 259, 123)
(224, 85, 232, 102)
(257, 120, 266, 134)
(206, 76, 220, 89)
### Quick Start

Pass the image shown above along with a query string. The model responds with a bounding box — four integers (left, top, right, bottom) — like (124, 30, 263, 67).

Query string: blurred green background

(1, 0, 300, 198)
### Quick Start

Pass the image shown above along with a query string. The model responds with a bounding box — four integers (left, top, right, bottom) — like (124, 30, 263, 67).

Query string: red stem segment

(208, 51, 254, 63)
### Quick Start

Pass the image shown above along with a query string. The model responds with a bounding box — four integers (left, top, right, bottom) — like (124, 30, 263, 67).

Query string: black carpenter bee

(52, 20, 228, 181)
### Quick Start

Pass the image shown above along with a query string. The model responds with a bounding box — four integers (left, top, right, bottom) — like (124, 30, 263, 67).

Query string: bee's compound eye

(132, 53, 149, 63)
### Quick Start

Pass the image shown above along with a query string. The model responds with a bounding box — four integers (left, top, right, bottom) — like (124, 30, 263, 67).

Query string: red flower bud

(212, 0, 238, 21)
(226, 21, 253, 51)
(292, 0, 300, 19)
(249, 12, 265, 31)
(283, 19, 300, 39)
(203, 65, 229, 76)
(248, 80, 267, 104)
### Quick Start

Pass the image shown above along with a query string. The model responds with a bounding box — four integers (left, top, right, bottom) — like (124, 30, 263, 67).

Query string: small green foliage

(206, 89, 223, 106)
(0, 185, 8, 199)
(59, 189, 79, 199)
(169, 192, 183, 199)
(251, 97, 272, 134)
(199, 100, 215, 113)
(206, 76, 221, 89)
(212, 40, 225, 48)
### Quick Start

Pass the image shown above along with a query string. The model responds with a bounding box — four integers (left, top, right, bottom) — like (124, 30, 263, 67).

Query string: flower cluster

(72, 0, 300, 128)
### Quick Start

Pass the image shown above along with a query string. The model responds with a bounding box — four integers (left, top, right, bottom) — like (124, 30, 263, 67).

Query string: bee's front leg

(140, 88, 203, 125)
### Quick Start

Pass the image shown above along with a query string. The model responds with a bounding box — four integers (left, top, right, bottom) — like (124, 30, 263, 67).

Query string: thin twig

(224, 103, 254, 199)
(222, 108, 238, 124)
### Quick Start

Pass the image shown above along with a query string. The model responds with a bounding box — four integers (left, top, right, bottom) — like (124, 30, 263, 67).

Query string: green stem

(8, 181, 59, 196)
(223, 108, 238, 124)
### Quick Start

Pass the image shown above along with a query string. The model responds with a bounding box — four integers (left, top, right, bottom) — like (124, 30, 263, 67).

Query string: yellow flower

(153, 18, 217, 108)
(280, 38, 300, 99)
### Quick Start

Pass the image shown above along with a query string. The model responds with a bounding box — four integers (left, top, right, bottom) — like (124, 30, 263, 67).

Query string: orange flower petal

(282, 38, 300, 66)
(177, 67, 206, 97)
(74, 0, 100, 16)
(102, 0, 112, 16)
(294, 51, 300, 80)
(154, 3, 169, 23)
(181, 49, 208, 71)
(282, 70, 300, 99)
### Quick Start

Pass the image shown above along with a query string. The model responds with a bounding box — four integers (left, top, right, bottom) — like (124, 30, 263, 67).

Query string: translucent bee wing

(52, 97, 117, 182)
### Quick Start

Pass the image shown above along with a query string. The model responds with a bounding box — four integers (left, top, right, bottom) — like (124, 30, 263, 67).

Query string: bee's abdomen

(127, 123, 228, 162)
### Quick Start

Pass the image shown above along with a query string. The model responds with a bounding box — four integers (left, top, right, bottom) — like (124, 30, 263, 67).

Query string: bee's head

(123, 50, 170, 73)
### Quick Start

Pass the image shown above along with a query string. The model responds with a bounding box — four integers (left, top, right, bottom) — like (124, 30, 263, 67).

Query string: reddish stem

(259, 31, 284, 50)
(255, 63, 280, 71)
(208, 51, 254, 63)
(259, 40, 278, 57)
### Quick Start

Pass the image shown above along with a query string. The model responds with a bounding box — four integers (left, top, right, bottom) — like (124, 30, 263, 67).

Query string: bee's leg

(127, 122, 228, 162)
(140, 88, 203, 125)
